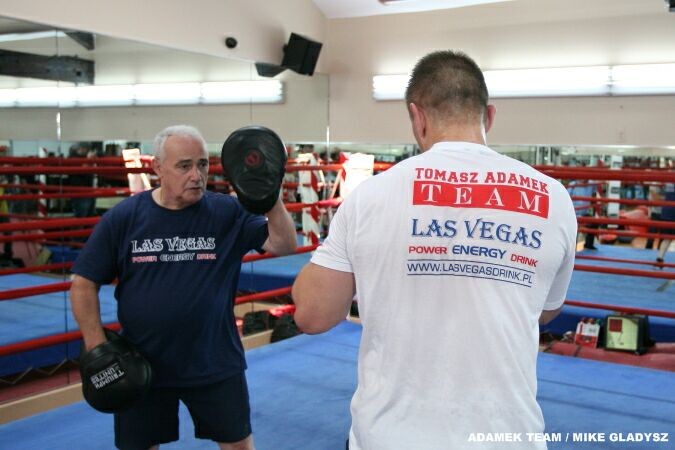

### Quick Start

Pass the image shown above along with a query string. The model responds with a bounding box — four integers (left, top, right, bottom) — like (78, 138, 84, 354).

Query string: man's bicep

(296, 263, 355, 300)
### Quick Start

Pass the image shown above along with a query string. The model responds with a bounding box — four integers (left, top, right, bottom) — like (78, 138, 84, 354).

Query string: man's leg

(181, 372, 253, 450)
(217, 435, 254, 450)
(114, 388, 179, 450)
(657, 238, 671, 262)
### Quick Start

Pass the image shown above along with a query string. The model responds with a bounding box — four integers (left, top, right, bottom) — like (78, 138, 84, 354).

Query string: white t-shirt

(311, 142, 577, 450)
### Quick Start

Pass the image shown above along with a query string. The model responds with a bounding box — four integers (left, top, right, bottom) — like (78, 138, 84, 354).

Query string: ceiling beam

(0, 49, 95, 84)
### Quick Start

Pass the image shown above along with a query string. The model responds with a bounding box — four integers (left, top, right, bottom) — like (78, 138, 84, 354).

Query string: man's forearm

(70, 275, 106, 351)
(264, 197, 297, 256)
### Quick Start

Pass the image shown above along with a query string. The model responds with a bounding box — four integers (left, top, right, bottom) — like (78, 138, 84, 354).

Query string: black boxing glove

(221, 126, 287, 215)
(79, 328, 153, 414)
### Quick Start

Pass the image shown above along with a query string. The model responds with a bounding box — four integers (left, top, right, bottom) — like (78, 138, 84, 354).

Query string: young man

(293, 51, 577, 450)
(71, 125, 296, 450)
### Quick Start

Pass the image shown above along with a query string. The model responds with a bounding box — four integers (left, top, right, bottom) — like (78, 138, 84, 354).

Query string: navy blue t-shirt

(72, 190, 268, 387)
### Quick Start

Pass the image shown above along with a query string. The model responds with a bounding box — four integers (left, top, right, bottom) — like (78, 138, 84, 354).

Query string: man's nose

(189, 165, 203, 181)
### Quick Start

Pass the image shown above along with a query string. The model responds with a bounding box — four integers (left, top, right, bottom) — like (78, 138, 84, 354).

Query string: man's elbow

(294, 308, 333, 335)
(280, 238, 297, 256)
(294, 315, 322, 335)
(267, 235, 297, 256)
(539, 308, 562, 325)
(292, 289, 332, 335)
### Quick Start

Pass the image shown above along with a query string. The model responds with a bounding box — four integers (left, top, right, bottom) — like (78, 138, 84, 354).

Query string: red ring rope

(0, 217, 99, 232)
(0, 262, 73, 277)
(575, 254, 675, 269)
(564, 300, 675, 319)
(0, 282, 73, 301)
(578, 227, 675, 240)
(577, 216, 675, 229)
(0, 285, 294, 357)
(574, 264, 675, 279)
(0, 229, 93, 243)
(571, 196, 675, 208)
(0, 245, 317, 301)
(0, 191, 130, 201)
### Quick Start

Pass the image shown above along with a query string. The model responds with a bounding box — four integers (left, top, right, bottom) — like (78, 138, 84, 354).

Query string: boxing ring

(2, 243, 672, 377)
(1, 321, 674, 449)
(0, 154, 674, 447)
(553, 245, 675, 342)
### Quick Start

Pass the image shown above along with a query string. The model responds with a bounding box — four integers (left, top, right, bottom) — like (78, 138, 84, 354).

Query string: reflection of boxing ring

(1, 156, 675, 447)
(2, 322, 675, 449)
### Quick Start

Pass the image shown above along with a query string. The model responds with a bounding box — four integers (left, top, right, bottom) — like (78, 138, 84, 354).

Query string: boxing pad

(221, 126, 287, 214)
(79, 328, 152, 413)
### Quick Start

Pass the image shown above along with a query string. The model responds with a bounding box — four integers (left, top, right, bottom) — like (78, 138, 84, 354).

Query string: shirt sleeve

(237, 207, 269, 253)
(71, 212, 118, 285)
(310, 198, 353, 273)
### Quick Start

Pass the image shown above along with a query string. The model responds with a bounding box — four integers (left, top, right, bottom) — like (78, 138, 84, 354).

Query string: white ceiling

(311, 0, 513, 19)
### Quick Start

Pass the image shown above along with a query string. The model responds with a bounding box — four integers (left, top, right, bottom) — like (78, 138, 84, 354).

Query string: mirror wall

(0, 16, 329, 388)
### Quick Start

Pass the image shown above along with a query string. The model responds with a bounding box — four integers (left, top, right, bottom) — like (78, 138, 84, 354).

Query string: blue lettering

(444, 220, 457, 237)
(495, 223, 511, 243)
(411, 218, 457, 238)
(411, 218, 425, 236)
(512, 227, 529, 246)
(479, 221, 495, 240)
(529, 230, 542, 249)
(464, 219, 482, 238)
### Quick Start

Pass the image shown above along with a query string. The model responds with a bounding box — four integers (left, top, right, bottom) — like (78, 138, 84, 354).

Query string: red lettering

(413, 181, 549, 218)
(408, 246, 448, 254)
(510, 253, 538, 267)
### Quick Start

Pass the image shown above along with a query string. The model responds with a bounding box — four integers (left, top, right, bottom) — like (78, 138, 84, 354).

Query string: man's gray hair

(152, 125, 207, 161)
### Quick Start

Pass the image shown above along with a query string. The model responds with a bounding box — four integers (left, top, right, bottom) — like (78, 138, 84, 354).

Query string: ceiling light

(134, 83, 201, 105)
(201, 80, 283, 104)
(0, 31, 66, 42)
(611, 63, 675, 95)
(0, 80, 284, 108)
(484, 66, 610, 97)
(373, 63, 675, 100)
(372, 75, 410, 100)
(75, 85, 135, 106)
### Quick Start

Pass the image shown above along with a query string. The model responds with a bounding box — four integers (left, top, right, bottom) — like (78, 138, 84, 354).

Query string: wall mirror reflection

(0, 15, 329, 407)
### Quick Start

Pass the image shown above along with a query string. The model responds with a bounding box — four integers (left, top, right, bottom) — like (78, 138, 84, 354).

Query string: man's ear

(484, 104, 497, 133)
(152, 157, 161, 177)
(409, 103, 427, 147)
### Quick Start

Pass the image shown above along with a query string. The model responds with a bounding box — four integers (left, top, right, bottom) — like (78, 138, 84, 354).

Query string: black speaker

(281, 33, 322, 76)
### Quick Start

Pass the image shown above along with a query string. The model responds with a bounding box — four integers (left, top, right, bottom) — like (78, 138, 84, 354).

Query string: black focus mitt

(221, 126, 287, 214)
(79, 328, 153, 413)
